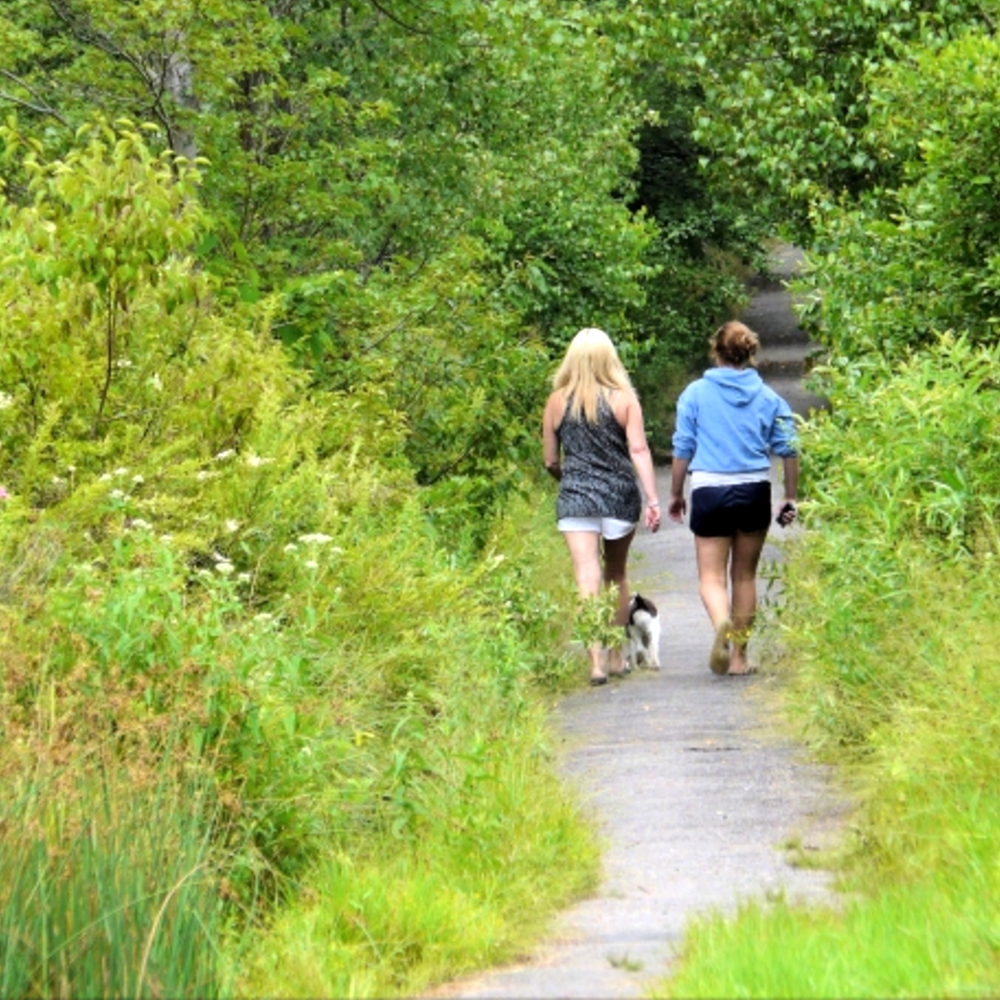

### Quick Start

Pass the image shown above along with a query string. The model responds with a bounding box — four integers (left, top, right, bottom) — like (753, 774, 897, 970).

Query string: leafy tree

(1, 0, 666, 520)
(797, 29, 1000, 359)
(658, 0, 993, 242)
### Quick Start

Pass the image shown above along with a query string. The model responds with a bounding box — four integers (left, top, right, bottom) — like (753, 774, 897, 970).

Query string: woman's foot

(709, 618, 732, 674)
(728, 644, 757, 676)
(607, 648, 630, 677)
(727, 626, 755, 675)
(590, 672, 609, 686)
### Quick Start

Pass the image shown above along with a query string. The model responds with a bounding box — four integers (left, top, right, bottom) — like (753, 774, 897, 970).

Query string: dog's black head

(629, 593, 657, 621)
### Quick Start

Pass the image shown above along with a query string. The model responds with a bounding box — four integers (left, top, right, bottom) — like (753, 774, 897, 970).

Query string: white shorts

(558, 516, 635, 540)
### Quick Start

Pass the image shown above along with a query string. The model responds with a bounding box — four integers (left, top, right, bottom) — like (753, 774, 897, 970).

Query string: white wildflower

(150, 373, 163, 392)
(160, 534, 173, 544)
(132, 474, 144, 485)
(130, 519, 152, 531)
(298, 532, 333, 546)
(225, 519, 240, 533)
(114, 358, 133, 369)
(215, 449, 235, 461)
(114, 467, 129, 477)
(245, 453, 268, 468)
(283, 543, 298, 553)
(237, 572, 251, 584)
(215, 561, 235, 575)
(304, 560, 318, 570)
(52, 476, 64, 486)
(100, 473, 113, 482)
(0, 391, 13, 409)
(108, 489, 126, 500)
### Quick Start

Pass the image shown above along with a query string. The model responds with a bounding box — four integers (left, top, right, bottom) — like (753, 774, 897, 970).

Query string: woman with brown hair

(543, 328, 661, 685)
(667, 321, 799, 675)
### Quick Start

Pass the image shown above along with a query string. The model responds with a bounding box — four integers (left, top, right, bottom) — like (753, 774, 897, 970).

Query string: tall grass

(0, 767, 221, 998)
(236, 731, 599, 997)
(231, 498, 601, 996)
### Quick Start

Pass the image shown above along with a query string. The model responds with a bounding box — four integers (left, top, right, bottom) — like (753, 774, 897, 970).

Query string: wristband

(648, 500, 660, 508)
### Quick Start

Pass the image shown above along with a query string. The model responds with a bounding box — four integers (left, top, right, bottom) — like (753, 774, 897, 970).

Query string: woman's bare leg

(728, 528, 768, 673)
(602, 530, 635, 673)
(695, 535, 733, 629)
(697, 534, 740, 673)
(563, 530, 606, 679)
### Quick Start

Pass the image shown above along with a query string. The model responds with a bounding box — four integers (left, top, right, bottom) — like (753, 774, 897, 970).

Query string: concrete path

(427, 247, 842, 999)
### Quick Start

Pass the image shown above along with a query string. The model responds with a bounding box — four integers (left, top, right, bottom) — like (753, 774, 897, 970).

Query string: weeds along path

(427, 246, 840, 999)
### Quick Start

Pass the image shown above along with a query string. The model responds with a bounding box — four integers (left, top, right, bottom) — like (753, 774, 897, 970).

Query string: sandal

(590, 673, 609, 687)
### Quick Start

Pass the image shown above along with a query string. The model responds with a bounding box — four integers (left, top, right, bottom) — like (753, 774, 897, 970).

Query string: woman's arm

(620, 393, 661, 530)
(782, 454, 799, 503)
(542, 391, 563, 480)
(668, 456, 690, 523)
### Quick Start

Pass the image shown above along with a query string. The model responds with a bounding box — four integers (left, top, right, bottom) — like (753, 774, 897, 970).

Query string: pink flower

(0, 486, 8, 500)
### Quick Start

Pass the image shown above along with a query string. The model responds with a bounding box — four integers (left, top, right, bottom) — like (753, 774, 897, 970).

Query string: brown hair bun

(712, 321, 759, 368)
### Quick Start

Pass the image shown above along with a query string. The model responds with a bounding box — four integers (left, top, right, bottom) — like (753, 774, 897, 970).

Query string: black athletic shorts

(689, 481, 772, 537)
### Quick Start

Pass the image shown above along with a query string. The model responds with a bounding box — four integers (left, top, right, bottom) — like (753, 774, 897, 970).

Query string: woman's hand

(645, 500, 661, 532)
(669, 457, 690, 524)
(667, 494, 686, 523)
(775, 499, 797, 527)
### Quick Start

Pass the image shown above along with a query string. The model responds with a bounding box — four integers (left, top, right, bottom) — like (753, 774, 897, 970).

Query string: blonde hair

(712, 321, 759, 368)
(552, 327, 634, 423)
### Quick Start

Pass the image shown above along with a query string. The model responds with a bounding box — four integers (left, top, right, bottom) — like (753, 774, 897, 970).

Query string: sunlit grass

(234, 729, 600, 998)
(0, 481, 596, 998)
(658, 877, 1000, 999)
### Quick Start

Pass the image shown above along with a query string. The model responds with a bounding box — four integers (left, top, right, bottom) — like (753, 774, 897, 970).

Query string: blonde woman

(542, 328, 661, 685)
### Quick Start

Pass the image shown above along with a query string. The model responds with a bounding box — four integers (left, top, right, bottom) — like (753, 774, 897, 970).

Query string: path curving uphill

(427, 247, 840, 999)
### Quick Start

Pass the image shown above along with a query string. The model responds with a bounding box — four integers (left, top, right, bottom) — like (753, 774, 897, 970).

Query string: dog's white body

(625, 593, 661, 670)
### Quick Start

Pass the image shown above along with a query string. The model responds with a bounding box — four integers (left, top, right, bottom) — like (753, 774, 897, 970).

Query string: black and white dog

(625, 593, 661, 670)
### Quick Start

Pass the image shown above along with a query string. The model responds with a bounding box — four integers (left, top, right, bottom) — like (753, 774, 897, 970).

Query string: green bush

(775, 334, 1000, 748)
(0, 116, 594, 996)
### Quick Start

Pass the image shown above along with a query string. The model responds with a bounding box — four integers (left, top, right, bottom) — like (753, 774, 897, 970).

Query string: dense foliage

(668, 0, 995, 242)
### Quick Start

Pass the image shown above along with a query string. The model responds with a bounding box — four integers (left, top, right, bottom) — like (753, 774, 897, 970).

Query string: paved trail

(428, 247, 839, 999)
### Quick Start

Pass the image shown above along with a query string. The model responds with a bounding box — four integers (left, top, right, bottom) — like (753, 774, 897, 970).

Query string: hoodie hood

(703, 366, 764, 407)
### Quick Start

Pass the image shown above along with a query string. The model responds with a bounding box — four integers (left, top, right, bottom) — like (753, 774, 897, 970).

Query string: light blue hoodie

(672, 367, 797, 473)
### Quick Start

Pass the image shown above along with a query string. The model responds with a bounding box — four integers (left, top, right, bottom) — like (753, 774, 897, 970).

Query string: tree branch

(0, 70, 71, 128)
(366, 0, 433, 34)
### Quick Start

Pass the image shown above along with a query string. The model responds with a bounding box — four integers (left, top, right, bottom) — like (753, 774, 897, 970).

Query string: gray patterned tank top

(556, 394, 641, 522)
